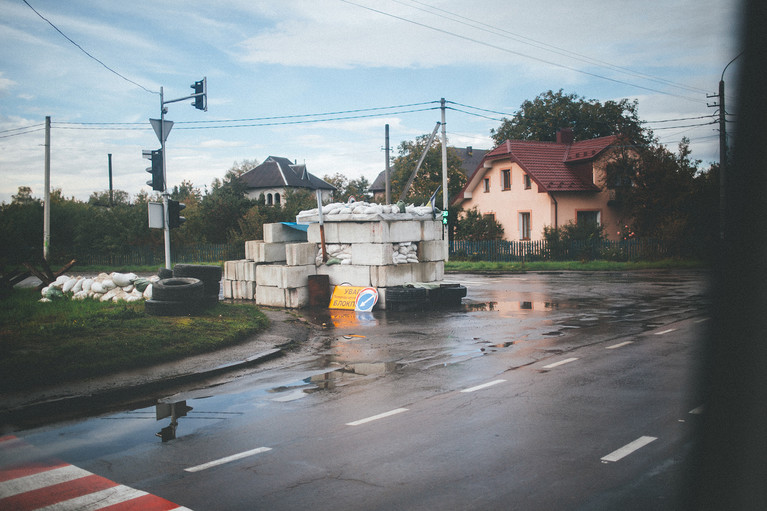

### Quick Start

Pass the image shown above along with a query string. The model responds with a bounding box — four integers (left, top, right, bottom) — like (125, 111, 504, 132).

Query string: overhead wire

(21, 0, 157, 95)
(340, 0, 706, 104)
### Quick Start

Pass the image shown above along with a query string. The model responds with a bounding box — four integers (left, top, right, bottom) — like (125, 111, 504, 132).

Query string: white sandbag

(72, 290, 88, 300)
(71, 277, 84, 294)
(111, 272, 137, 287)
(82, 278, 93, 292)
(91, 281, 105, 294)
(51, 275, 70, 288)
(62, 277, 78, 293)
(143, 284, 153, 299)
(122, 284, 134, 293)
(101, 279, 116, 290)
(40, 286, 50, 297)
(100, 288, 119, 302)
(125, 294, 142, 303)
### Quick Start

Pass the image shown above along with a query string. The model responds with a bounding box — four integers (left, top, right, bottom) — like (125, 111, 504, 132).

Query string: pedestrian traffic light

(442, 210, 449, 225)
(191, 77, 206, 111)
(168, 199, 186, 229)
(143, 149, 163, 191)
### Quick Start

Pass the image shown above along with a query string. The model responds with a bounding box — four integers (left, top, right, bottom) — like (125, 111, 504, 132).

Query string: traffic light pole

(160, 86, 171, 270)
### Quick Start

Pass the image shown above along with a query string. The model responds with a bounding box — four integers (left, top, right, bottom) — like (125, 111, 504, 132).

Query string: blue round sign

(354, 287, 379, 312)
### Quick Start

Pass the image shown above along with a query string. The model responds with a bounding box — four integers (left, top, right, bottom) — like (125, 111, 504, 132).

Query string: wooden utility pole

(440, 98, 449, 261)
(43, 116, 50, 261)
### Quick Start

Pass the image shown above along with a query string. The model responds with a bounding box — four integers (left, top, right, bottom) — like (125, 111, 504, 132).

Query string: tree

(322, 173, 372, 203)
(454, 207, 505, 241)
(390, 134, 466, 207)
(490, 89, 649, 146)
(196, 170, 255, 243)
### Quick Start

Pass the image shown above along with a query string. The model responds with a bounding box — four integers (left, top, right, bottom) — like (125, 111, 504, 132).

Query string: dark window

(483, 178, 490, 193)
(577, 210, 600, 226)
(524, 174, 532, 189)
(502, 169, 511, 190)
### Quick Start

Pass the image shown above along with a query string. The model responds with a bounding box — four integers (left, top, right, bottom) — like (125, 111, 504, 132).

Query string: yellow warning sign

(329, 285, 366, 310)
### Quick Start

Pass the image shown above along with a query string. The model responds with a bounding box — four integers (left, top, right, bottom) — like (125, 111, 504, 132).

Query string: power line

(644, 115, 715, 124)
(0, 123, 45, 134)
(397, 0, 708, 96)
(0, 127, 46, 139)
(22, 0, 156, 95)
(340, 0, 705, 104)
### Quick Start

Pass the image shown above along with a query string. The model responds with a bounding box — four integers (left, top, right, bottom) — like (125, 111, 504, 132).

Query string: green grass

(444, 259, 707, 272)
(0, 288, 268, 391)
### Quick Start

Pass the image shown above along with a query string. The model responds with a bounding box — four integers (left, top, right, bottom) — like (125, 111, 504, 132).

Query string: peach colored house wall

(459, 153, 624, 241)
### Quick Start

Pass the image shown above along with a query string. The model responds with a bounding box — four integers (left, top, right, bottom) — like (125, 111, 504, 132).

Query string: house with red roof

(452, 128, 626, 241)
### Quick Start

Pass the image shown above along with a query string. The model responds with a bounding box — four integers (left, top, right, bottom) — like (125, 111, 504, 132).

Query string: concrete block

(244, 240, 260, 261)
(243, 261, 257, 282)
(257, 264, 313, 289)
(387, 220, 422, 243)
(286, 242, 318, 266)
(317, 264, 371, 287)
(224, 261, 238, 280)
(421, 220, 443, 241)
(335, 222, 388, 244)
(419, 240, 446, 261)
(351, 243, 393, 266)
(222, 279, 233, 299)
(412, 261, 444, 283)
(370, 263, 414, 288)
(264, 223, 308, 243)
(256, 285, 286, 307)
(236, 280, 255, 300)
(251, 241, 287, 263)
(285, 286, 310, 308)
(307, 222, 339, 243)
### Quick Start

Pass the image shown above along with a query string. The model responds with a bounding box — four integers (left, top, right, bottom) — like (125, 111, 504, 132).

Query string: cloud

(0, 72, 16, 95)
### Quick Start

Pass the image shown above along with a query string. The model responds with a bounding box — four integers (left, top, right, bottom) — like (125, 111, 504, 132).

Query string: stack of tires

(145, 264, 222, 317)
(385, 286, 430, 312)
(428, 283, 467, 307)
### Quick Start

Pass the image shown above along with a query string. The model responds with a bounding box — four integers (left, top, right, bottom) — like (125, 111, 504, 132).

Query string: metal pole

(440, 98, 449, 262)
(161, 87, 171, 269)
(108, 153, 113, 207)
(718, 78, 726, 240)
(385, 124, 391, 204)
(43, 116, 51, 261)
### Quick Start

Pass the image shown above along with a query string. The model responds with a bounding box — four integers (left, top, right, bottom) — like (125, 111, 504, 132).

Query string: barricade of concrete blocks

(223, 218, 448, 309)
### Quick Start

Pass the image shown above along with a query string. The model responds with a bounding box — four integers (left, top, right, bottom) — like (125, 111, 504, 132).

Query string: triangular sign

(150, 118, 174, 143)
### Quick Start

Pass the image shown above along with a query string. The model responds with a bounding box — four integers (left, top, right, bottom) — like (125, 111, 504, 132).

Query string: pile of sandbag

(392, 242, 418, 264)
(296, 201, 437, 222)
(40, 272, 158, 303)
(316, 243, 352, 266)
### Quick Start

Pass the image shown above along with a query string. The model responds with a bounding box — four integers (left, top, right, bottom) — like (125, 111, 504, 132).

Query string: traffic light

(143, 149, 163, 191)
(191, 77, 206, 111)
(168, 199, 186, 229)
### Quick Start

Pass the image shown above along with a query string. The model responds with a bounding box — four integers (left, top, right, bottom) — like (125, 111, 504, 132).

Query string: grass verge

(444, 259, 707, 272)
(0, 288, 268, 392)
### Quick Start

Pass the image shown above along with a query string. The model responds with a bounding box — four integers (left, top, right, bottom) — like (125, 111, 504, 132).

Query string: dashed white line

(185, 447, 272, 472)
(346, 408, 409, 426)
(542, 357, 578, 369)
(689, 405, 705, 415)
(601, 436, 657, 463)
(654, 328, 677, 335)
(606, 341, 634, 350)
(461, 379, 506, 393)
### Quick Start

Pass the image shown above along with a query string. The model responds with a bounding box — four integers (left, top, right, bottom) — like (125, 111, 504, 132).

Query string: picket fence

(449, 238, 668, 262)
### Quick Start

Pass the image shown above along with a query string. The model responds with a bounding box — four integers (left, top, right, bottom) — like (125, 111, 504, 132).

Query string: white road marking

(185, 447, 272, 472)
(606, 341, 634, 350)
(461, 379, 506, 393)
(689, 405, 705, 415)
(654, 328, 677, 335)
(36, 485, 147, 511)
(542, 357, 578, 369)
(695, 318, 710, 323)
(346, 408, 409, 426)
(0, 464, 90, 497)
(601, 436, 657, 463)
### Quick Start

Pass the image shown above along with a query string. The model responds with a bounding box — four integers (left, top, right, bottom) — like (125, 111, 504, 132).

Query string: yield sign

(150, 118, 174, 143)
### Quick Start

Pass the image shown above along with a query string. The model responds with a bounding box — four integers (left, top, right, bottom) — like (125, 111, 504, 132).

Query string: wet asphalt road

(3, 270, 710, 510)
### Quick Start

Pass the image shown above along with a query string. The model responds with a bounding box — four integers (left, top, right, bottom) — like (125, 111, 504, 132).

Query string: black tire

(200, 293, 219, 309)
(145, 299, 201, 317)
(385, 286, 428, 301)
(387, 298, 430, 312)
(158, 268, 173, 279)
(151, 277, 204, 303)
(434, 285, 467, 306)
(173, 264, 222, 296)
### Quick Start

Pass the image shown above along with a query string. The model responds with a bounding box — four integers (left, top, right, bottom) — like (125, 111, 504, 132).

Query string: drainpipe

(549, 192, 558, 229)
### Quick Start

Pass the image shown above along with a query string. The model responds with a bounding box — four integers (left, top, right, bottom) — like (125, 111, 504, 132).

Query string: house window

(275, 193, 281, 206)
(267, 193, 273, 205)
(483, 178, 490, 193)
(524, 174, 532, 190)
(502, 169, 511, 190)
(519, 212, 531, 240)
(577, 210, 600, 226)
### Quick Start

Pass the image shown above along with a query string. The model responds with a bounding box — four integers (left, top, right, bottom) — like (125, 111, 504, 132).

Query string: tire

(173, 264, 222, 297)
(158, 268, 173, 279)
(387, 298, 430, 312)
(151, 277, 204, 303)
(145, 299, 201, 317)
(435, 285, 467, 306)
(385, 286, 428, 301)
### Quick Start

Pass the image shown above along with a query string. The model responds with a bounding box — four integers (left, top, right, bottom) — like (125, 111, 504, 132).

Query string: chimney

(466, 146, 473, 156)
(556, 128, 574, 144)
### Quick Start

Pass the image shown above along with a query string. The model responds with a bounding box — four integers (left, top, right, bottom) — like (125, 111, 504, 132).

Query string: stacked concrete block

(287, 242, 318, 266)
(418, 240, 446, 262)
(264, 222, 308, 243)
(245, 240, 287, 263)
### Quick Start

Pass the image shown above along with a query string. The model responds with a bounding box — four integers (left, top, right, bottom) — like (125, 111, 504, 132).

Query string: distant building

(452, 129, 628, 241)
(368, 146, 489, 201)
(239, 156, 335, 206)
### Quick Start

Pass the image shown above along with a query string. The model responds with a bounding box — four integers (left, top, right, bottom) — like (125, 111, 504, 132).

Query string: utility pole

(385, 124, 391, 204)
(160, 86, 171, 269)
(440, 98, 449, 261)
(108, 153, 113, 207)
(43, 116, 50, 261)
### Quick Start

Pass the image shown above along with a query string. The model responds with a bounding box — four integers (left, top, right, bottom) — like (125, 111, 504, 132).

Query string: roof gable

(239, 156, 335, 191)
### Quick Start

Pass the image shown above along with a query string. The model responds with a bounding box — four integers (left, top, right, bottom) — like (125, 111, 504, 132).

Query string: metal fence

(73, 243, 245, 267)
(449, 238, 669, 262)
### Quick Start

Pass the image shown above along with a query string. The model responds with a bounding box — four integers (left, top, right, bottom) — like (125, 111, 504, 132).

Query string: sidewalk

(0, 308, 313, 431)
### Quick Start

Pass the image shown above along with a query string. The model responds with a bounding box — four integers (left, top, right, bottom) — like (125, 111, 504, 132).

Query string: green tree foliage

(490, 89, 649, 146)
(543, 221, 606, 261)
(454, 207, 505, 241)
(195, 170, 255, 243)
(390, 134, 466, 206)
(323, 173, 371, 203)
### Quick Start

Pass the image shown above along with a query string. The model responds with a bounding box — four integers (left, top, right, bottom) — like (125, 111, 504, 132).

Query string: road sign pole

(160, 86, 171, 270)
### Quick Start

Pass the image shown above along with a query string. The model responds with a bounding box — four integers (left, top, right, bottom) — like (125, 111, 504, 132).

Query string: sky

(0, 0, 743, 204)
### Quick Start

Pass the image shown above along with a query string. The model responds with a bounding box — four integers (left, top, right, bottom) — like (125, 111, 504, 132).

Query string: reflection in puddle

(155, 400, 192, 442)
